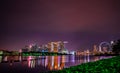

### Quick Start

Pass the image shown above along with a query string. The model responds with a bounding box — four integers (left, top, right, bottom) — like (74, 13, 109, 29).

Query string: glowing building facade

(21, 41, 68, 53)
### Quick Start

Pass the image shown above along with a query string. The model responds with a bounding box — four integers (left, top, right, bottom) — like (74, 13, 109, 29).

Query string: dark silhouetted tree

(112, 39, 120, 54)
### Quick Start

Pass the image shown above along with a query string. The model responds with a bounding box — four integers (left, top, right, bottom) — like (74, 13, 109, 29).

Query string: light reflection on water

(0, 55, 113, 73)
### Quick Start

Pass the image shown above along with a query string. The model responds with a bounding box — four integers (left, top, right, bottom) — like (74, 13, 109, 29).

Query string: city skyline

(1, 0, 120, 51)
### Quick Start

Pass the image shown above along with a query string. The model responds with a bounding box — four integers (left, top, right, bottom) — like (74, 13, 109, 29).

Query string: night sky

(1, 0, 120, 51)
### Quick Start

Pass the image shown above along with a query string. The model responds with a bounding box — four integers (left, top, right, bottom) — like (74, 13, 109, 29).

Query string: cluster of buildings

(76, 41, 115, 55)
(21, 41, 69, 54)
(21, 41, 114, 55)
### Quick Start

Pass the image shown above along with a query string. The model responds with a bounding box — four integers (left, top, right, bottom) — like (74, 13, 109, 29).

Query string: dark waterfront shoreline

(47, 56, 120, 73)
(0, 55, 115, 73)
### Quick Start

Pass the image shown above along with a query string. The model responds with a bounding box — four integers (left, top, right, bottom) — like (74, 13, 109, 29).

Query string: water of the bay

(0, 55, 113, 73)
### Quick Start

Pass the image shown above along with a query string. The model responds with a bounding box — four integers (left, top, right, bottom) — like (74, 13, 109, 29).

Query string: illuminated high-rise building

(93, 45, 98, 55)
(47, 43, 51, 52)
(47, 42, 54, 52)
(58, 41, 68, 54)
(31, 44, 39, 52)
(59, 41, 64, 49)
(53, 42, 58, 53)
(58, 41, 65, 51)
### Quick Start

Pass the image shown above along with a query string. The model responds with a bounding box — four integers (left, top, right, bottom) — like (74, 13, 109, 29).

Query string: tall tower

(59, 41, 65, 51)
(93, 45, 98, 55)
(47, 43, 51, 52)
(53, 42, 58, 53)
(58, 41, 68, 53)
(47, 42, 54, 52)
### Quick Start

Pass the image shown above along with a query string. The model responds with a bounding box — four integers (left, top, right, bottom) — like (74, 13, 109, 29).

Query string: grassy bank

(47, 56, 120, 73)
